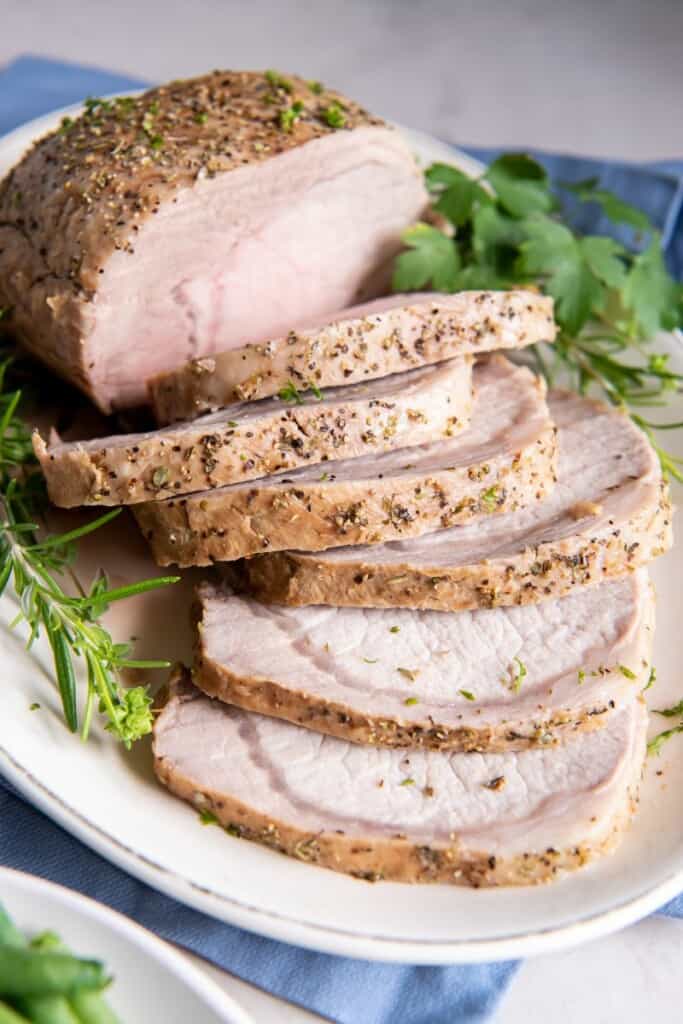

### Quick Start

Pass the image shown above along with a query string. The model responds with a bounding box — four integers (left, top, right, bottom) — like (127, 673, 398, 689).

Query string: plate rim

(0, 100, 681, 965)
(0, 864, 252, 1024)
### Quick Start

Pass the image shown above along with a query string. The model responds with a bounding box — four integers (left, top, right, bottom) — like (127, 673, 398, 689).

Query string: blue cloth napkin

(0, 54, 681, 1024)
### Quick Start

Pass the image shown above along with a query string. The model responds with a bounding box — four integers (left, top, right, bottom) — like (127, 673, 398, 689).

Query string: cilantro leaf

(562, 179, 651, 231)
(425, 163, 489, 227)
(472, 204, 525, 278)
(579, 236, 628, 289)
(392, 223, 460, 292)
(485, 154, 554, 218)
(622, 233, 683, 335)
(517, 217, 604, 333)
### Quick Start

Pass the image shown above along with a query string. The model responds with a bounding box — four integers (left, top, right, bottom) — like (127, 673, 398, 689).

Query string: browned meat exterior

(244, 391, 673, 609)
(148, 289, 556, 422)
(134, 358, 556, 566)
(154, 672, 646, 886)
(193, 572, 653, 753)
(34, 358, 472, 508)
(0, 71, 427, 411)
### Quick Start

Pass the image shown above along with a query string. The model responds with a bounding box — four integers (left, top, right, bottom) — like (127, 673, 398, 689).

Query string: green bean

(0, 947, 106, 998)
(0, 905, 24, 948)
(30, 932, 120, 1024)
(0, 1002, 32, 1024)
(68, 991, 120, 1024)
(16, 995, 81, 1024)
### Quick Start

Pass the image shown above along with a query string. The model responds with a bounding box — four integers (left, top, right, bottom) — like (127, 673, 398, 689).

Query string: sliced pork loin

(135, 358, 556, 566)
(154, 672, 646, 886)
(194, 572, 653, 753)
(245, 390, 672, 610)
(33, 358, 472, 508)
(0, 71, 427, 412)
(149, 289, 556, 422)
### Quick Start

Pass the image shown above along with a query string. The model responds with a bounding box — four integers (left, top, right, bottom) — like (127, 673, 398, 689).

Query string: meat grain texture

(194, 571, 654, 752)
(148, 289, 556, 421)
(154, 673, 647, 886)
(34, 358, 472, 507)
(245, 390, 673, 610)
(0, 71, 427, 410)
(135, 358, 557, 565)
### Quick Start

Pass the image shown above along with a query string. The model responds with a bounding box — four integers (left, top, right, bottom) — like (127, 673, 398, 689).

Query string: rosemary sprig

(0, 353, 178, 745)
(392, 155, 683, 480)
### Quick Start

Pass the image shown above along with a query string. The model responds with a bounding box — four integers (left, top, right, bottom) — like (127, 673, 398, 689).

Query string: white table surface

(2, 1, 682, 1021)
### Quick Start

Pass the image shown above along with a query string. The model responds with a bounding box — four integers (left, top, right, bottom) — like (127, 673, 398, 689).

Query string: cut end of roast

(148, 289, 557, 422)
(244, 388, 673, 610)
(0, 71, 428, 411)
(134, 356, 557, 565)
(192, 570, 654, 752)
(154, 670, 647, 886)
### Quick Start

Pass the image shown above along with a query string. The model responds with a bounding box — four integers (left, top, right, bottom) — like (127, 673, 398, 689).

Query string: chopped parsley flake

(389, 625, 400, 634)
(308, 80, 323, 94)
(279, 101, 304, 132)
(511, 657, 527, 693)
(480, 484, 500, 510)
(404, 696, 419, 706)
(266, 69, 293, 93)
(278, 380, 304, 404)
(321, 102, 346, 129)
(577, 669, 586, 685)
(362, 657, 378, 664)
(198, 808, 220, 825)
(458, 689, 476, 701)
(29, 702, 41, 711)
(618, 664, 637, 680)
(194, 111, 208, 125)
(642, 667, 656, 692)
(399, 777, 415, 786)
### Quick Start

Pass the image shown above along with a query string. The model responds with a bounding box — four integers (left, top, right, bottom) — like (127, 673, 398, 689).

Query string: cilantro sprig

(0, 352, 178, 745)
(393, 154, 683, 479)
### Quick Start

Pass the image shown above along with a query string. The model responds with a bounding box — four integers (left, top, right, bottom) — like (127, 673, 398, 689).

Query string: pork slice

(154, 672, 646, 886)
(148, 289, 556, 422)
(134, 358, 555, 565)
(0, 71, 427, 412)
(245, 390, 673, 610)
(33, 358, 472, 508)
(194, 571, 653, 752)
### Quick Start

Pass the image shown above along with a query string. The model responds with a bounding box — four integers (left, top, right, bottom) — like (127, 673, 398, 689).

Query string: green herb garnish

(618, 664, 637, 680)
(266, 69, 293, 93)
(278, 380, 304, 404)
(29, 702, 40, 711)
(647, 696, 683, 755)
(321, 103, 346, 129)
(458, 689, 476, 701)
(577, 669, 586, 685)
(0, 353, 178, 744)
(194, 111, 208, 125)
(480, 484, 500, 511)
(392, 155, 683, 480)
(362, 657, 378, 664)
(404, 696, 419, 706)
(279, 101, 304, 133)
(389, 625, 400, 634)
(399, 777, 415, 786)
(654, 698, 683, 718)
(642, 666, 656, 692)
(198, 808, 220, 825)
